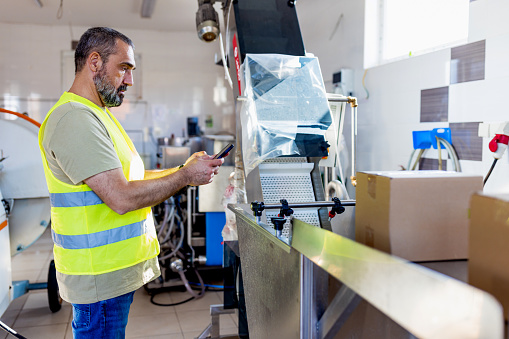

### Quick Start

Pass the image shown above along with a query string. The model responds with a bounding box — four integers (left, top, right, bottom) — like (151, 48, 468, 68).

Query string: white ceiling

(0, 0, 330, 35)
(1, 0, 203, 32)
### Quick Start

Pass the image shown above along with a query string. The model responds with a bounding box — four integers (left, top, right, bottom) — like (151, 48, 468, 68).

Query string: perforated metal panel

(263, 157, 307, 163)
(259, 161, 320, 235)
(260, 174, 315, 203)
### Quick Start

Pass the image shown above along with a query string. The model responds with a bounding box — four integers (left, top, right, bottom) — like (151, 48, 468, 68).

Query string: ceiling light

(141, 0, 156, 18)
(196, 0, 220, 43)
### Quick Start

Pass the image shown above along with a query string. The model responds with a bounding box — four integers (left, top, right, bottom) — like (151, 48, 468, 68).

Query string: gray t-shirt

(42, 101, 160, 304)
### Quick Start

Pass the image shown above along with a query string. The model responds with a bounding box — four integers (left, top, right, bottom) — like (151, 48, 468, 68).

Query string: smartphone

(213, 143, 234, 159)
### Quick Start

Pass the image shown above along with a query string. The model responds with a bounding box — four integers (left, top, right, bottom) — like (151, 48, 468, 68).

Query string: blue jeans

(71, 291, 135, 339)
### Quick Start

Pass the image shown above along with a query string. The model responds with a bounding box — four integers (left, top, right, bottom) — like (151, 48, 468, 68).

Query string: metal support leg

(300, 254, 314, 339)
(301, 253, 329, 339)
(316, 284, 361, 339)
(196, 304, 235, 339)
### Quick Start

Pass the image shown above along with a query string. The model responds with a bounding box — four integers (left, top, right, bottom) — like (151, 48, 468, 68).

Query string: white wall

(298, 0, 509, 195)
(2, 0, 509, 192)
(0, 23, 234, 167)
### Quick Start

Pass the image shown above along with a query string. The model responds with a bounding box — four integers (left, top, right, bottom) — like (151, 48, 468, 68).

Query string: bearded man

(38, 27, 223, 338)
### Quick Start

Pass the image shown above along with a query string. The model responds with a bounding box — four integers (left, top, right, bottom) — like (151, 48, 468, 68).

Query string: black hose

(148, 266, 206, 307)
(483, 159, 498, 187)
(149, 293, 195, 307)
(0, 320, 27, 339)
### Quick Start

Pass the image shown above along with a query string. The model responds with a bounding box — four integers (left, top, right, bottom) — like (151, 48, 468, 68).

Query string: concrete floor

(1, 228, 239, 339)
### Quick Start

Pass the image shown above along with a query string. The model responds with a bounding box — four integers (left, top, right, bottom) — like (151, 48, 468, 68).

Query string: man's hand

(181, 153, 224, 186)
(184, 151, 207, 166)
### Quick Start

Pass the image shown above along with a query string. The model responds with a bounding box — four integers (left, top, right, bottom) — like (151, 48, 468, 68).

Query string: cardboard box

(355, 171, 483, 262)
(468, 193, 509, 320)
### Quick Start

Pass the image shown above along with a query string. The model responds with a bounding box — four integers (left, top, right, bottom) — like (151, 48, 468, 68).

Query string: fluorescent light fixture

(141, 0, 156, 18)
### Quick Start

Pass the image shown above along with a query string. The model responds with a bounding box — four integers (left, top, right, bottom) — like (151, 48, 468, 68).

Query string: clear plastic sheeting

(240, 54, 333, 177)
(221, 149, 247, 242)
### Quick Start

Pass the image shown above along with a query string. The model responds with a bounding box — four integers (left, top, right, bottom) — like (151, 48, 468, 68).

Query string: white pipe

(351, 106, 357, 180)
(219, 33, 233, 89)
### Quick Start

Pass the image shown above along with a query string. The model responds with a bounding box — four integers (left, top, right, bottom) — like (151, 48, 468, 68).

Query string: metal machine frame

(230, 204, 503, 339)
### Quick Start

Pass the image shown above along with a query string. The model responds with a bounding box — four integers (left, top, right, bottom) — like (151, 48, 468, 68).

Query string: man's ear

(88, 52, 103, 72)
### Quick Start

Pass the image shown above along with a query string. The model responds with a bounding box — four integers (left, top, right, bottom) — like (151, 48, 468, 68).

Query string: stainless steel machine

(230, 204, 502, 339)
(194, 1, 504, 338)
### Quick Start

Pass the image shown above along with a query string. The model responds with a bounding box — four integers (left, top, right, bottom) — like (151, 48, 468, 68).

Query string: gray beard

(93, 69, 124, 107)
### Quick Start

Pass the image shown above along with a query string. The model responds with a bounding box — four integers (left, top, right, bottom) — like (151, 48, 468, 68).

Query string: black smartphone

(213, 143, 234, 159)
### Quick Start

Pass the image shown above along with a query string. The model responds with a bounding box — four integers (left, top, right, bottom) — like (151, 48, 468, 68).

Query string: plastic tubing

(336, 102, 347, 187)
(0, 108, 41, 128)
(158, 218, 185, 261)
(407, 149, 417, 171)
(326, 180, 349, 200)
(162, 212, 178, 245)
(160, 202, 177, 245)
(437, 137, 461, 172)
(178, 269, 205, 299)
(437, 136, 442, 170)
(407, 138, 461, 172)
(0, 320, 27, 339)
(411, 149, 426, 170)
(219, 32, 233, 89)
(483, 159, 498, 187)
(157, 201, 171, 242)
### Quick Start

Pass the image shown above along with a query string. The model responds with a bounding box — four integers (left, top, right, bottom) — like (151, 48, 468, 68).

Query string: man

(38, 27, 224, 338)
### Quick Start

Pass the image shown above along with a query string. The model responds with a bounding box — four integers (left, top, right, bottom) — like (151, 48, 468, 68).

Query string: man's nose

(124, 70, 133, 86)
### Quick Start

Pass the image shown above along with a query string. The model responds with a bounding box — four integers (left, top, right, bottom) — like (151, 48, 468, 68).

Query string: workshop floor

(1, 228, 239, 339)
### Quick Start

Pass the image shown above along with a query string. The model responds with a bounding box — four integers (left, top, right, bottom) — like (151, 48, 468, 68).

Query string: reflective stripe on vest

(50, 191, 103, 208)
(52, 218, 150, 249)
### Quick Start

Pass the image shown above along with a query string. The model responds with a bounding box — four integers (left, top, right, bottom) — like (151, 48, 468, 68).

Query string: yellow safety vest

(38, 92, 159, 275)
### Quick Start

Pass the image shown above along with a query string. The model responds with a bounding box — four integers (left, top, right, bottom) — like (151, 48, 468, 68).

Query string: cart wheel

(47, 260, 62, 313)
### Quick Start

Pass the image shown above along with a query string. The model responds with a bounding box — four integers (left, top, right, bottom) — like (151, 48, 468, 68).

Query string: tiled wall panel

(450, 40, 485, 84)
(419, 158, 448, 171)
(420, 87, 449, 122)
(450, 122, 483, 161)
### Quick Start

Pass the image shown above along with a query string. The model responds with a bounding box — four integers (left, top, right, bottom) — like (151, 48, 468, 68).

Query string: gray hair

(74, 27, 134, 74)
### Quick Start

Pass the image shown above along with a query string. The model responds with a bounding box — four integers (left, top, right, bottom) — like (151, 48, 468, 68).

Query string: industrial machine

(193, 0, 505, 338)
(146, 133, 235, 306)
(0, 109, 60, 338)
(0, 110, 50, 256)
